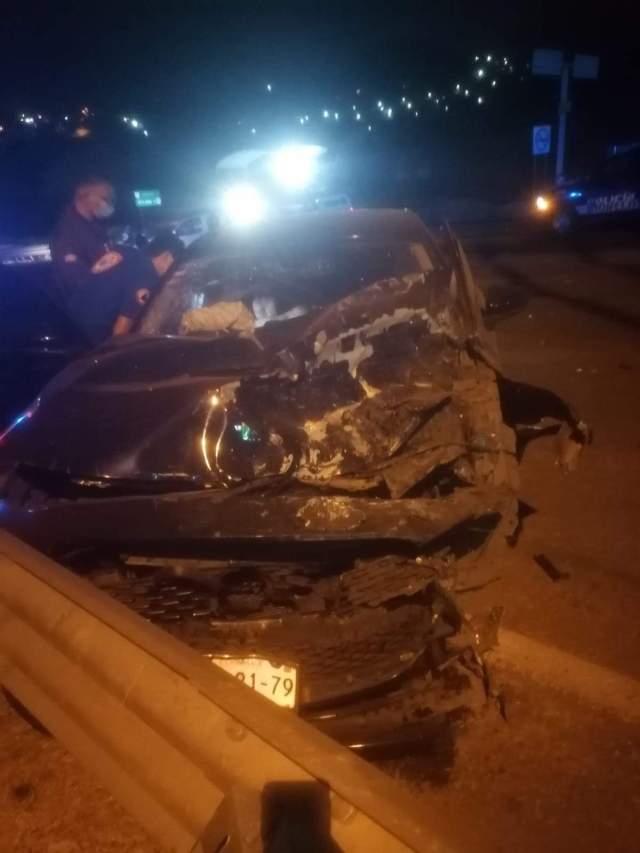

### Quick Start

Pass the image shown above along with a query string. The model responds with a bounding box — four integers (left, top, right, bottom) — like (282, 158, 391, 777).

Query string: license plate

(210, 656, 298, 709)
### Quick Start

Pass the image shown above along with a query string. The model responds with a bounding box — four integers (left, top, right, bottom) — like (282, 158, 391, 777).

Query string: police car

(535, 142, 640, 233)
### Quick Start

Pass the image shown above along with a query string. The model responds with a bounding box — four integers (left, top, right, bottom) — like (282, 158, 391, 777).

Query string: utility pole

(556, 61, 571, 182)
(532, 50, 599, 185)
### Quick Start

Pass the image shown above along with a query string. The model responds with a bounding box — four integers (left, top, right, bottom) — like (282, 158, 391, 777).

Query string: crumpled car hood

(4, 239, 516, 505)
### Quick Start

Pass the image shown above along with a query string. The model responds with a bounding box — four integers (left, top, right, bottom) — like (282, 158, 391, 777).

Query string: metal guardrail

(0, 531, 457, 853)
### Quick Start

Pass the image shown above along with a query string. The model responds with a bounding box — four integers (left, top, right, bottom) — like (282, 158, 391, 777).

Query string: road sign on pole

(556, 62, 570, 181)
(532, 125, 552, 156)
(134, 190, 162, 208)
(532, 49, 600, 183)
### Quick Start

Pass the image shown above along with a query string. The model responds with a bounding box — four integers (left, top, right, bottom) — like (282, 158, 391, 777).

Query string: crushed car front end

(0, 210, 518, 752)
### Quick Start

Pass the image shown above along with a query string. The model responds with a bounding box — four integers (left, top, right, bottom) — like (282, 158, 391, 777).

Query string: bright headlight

(536, 195, 550, 212)
(270, 145, 324, 190)
(223, 185, 266, 226)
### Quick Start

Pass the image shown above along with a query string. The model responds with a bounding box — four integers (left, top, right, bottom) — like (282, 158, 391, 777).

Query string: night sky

(1, 0, 639, 234)
(2, 0, 635, 125)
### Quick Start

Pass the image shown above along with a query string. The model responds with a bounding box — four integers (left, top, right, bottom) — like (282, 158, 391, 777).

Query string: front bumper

(0, 483, 509, 752)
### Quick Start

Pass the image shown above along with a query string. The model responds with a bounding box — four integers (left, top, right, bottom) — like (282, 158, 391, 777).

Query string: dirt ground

(2, 224, 640, 852)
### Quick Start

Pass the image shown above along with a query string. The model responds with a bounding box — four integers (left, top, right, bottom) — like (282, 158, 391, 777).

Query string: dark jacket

(50, 207, 110, 299)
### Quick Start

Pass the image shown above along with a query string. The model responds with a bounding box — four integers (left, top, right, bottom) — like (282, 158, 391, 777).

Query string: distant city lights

(4, 51, 520, 147)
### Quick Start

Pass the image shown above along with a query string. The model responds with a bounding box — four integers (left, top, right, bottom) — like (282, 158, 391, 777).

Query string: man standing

(50, 177, 115, 298)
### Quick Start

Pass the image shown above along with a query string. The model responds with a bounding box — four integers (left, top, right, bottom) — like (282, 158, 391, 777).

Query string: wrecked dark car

(0, 209, 521, 752)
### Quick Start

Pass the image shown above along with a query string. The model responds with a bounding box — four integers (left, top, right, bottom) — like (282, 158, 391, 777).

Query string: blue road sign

(533, 125, 552, 156)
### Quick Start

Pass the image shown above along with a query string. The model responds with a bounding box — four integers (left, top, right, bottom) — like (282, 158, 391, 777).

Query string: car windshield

(140, 234, 436, 337)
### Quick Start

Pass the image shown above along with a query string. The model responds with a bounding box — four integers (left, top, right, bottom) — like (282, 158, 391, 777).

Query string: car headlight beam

(222, 185, 266, 227)
(269, 145, 324, 190)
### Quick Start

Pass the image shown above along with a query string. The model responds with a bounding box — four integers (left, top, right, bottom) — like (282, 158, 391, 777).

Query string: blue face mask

(94, 198, 115, 219)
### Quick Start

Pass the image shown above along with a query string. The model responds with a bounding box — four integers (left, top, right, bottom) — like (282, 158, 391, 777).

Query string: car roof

(211, 208, 431, 252)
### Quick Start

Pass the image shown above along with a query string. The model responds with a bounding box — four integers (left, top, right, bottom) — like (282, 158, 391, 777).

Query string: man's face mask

(94, 199, 115, 219)
(93, 192, 115, 220)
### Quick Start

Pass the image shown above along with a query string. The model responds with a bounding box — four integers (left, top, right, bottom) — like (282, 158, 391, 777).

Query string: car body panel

(0, 210, 517, 742)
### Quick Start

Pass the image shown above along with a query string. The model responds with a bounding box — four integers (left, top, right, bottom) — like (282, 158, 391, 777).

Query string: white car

(173, 212, 220, 248)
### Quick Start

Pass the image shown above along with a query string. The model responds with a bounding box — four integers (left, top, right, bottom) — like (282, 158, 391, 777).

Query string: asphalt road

(401, 223, 640, 853)
(2, 223, 640, 852)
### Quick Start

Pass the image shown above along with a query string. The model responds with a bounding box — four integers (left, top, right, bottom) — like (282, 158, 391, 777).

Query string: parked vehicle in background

(534, 142, 640, 233)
